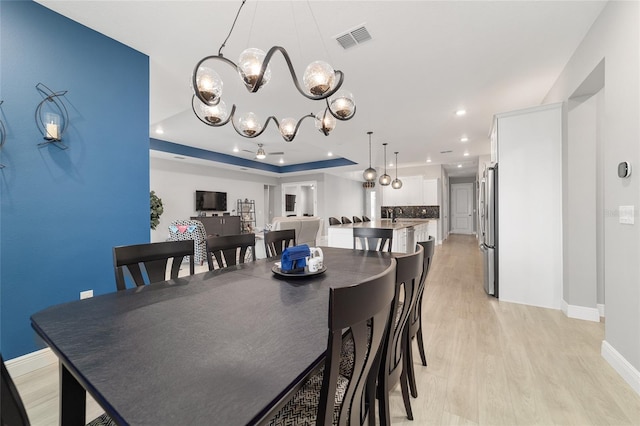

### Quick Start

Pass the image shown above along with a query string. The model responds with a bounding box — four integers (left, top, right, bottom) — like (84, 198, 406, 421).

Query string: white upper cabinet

(381, 176, 440, 206)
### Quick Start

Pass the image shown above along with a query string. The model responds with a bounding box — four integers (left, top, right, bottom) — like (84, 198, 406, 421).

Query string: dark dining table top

(31, 247, 394, 425)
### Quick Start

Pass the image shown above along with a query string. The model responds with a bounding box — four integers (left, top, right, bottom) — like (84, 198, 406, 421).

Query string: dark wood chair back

(264, 229, 296, 258)
(353, 227, 393, 252)
(362, 216, 371, 222)
(317, 259, 397, 425)
(1, 355, 30, 426)
(205, 233, 256, 270)
(113, 240, 195, 291)
(411, 237, 435, 334)
(341, 216, 352, 224)
(352, 216, 363, 223)
(328, 217, 341, 226)
(377, 244, 424, 424)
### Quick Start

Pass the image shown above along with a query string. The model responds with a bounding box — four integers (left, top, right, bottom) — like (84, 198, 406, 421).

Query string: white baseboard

(561, 299, 600, 322)
(597, 303, 605, 317)
(5, 348, 57, 378)
(601, 340, 640, 396)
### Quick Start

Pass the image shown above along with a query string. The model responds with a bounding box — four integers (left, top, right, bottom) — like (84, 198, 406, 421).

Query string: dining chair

(112, 240, 195, 291)
(353, 227, 393, 252)
(267, 259, 397, 426)
(328, 217, 341, 226)
(1, 354, 116, 426)
(264, 229, 296, 258)
(352, 216, 363, 223)
(205, 233, 256, 270)
(362, 216, 371, 222)
(375, 244, 424, 425)
(341, 216, 352, 224)
(406, 237, 436, 398)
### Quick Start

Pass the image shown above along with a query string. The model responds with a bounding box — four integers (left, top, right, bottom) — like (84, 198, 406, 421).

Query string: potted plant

(150, 190, 164, 230)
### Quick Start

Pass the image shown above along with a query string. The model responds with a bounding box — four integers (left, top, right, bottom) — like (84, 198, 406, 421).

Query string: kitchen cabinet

(191, 216, 240, 236)
(381, 176, 423, 206)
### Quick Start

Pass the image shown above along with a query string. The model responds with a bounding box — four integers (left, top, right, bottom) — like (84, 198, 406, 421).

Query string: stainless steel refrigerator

(479, 163, 498, 297)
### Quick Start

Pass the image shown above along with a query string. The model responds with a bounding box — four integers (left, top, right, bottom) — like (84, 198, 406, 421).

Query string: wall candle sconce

(0, 100, 6, 168)
(35, 83, 69, 149)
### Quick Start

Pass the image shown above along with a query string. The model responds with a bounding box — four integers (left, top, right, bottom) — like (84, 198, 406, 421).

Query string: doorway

(281, 181, 317, 217)
(451, 183, 474, 234)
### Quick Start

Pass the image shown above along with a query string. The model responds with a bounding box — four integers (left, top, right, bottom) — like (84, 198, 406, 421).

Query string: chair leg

(366, 366, 377, 426)
(400, 364, 414, 421)
(416, 326, 428, 366)
(377, 375, 391, 426)
(406, 336, 418, 398)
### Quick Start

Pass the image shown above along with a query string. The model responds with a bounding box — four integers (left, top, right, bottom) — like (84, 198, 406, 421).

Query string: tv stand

(191, 216, 240, 237)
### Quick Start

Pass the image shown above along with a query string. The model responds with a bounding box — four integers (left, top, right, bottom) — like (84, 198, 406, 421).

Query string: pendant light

(392, 152, 403, 189)
(379, 143, 391, 186)
(363, 131, 377, 182)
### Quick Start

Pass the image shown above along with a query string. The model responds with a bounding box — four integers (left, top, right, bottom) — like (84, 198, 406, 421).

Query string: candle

(46, 123, 59, 140)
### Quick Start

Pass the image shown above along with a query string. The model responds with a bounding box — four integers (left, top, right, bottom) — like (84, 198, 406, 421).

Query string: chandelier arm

(250, 46, 344, 100)
(325, 96, 356, 121)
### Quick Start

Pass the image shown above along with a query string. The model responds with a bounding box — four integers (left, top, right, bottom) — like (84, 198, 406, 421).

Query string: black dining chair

(112, 240, 195, 291)
(328, 217, 341, 226)
(264, 229, 296, 258)
(205, 233, 256, 270)
(341, 216, 352, 224)
(267, 259, 397, 426)
(352, 216, 363, 223)
(405, 237, 436, 398)
(362, 216, 371, 222)
(353, 227, 393, 252)
(376, 244, 424, 425)
(1, 354, 116, 426)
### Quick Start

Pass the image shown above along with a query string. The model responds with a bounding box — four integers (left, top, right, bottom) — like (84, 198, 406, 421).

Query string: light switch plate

(619, 206, 634, 225)
(80, 289, 93, 299)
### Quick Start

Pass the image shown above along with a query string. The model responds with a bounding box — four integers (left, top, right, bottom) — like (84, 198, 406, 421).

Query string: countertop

(329, 219, 430, 230)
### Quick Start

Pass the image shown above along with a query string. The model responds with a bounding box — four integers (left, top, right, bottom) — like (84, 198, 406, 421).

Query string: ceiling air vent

(335, 24, 371, 49)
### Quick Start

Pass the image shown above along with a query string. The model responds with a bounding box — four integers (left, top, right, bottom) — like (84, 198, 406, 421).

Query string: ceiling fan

(242, 143, 284, 160)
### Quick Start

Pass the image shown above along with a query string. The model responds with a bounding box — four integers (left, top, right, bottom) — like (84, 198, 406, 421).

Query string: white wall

(323, 173, 364, 228)
(150, 158, 277, 242)
(497, 103, 563, 309)
(543, 1, 640, 387)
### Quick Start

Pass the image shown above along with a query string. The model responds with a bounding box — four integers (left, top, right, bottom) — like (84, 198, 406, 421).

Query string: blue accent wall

(0, 2, 150, 358)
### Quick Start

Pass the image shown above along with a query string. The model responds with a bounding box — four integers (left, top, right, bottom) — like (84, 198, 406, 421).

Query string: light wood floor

(12, 234, 640, 425)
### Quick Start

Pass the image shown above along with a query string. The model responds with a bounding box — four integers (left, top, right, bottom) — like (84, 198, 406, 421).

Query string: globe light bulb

(238, 48, 271, 90)
(315, 109, 336, 134)
(363, 168, 377, 182)
(237, 112, 262, 137)
(304, 61, 335, 96)
(195, 66, 223, 105)
(199, 100, 228, 125)
(392, 178, 403, 189)
(329, 91, 355, 119)
(279, 117, 297, 141)
(379, 174, 391, 186)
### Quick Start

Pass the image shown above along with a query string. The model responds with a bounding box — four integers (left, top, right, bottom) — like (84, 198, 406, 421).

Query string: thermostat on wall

(618, 161, 631, 178)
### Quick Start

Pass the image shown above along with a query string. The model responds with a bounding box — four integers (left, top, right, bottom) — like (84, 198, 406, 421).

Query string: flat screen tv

(196, 190, 227, 211)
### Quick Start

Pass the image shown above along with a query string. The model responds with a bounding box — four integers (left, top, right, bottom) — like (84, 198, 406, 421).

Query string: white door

(451, 183, 473, 234)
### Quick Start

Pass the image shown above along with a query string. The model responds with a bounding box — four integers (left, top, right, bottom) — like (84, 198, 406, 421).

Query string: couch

(270, 216, 322, 247)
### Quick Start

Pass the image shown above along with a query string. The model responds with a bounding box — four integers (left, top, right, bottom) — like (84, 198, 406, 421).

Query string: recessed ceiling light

(455, 109, 466, 117)
(155, 128, 164, 134)
(426, 158, 432, 163)
(233, 147, 239, 153)
(457, 164, 462, 168)
(460, 136, 469, 142)
(463, 152, 469, 157)
(328, 152, 333, 157)
(279, 158, 284, 164)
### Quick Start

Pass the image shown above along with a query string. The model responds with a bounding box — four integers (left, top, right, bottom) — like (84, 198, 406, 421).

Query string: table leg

(59, 362, 86, 426)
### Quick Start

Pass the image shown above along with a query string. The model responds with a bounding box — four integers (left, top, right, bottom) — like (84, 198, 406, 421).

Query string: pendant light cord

(219, 0, 247, 56)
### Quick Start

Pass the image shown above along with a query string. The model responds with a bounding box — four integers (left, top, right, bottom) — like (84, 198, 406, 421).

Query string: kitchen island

(328, 219, 431, 252)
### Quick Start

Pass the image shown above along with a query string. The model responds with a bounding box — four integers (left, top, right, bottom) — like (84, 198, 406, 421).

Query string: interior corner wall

(0, 2, 149, 359)
(543, 1, 640, 377)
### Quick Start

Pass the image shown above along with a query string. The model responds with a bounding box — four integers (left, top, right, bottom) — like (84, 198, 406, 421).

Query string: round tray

(272, 265, 327, 278)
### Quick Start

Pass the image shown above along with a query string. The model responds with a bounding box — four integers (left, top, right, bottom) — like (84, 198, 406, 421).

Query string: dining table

(30, 246, 395, 425)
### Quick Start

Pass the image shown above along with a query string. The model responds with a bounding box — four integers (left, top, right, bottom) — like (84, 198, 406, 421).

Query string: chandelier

(191, 0, 356, 142)
(392, 152, 403, 189)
